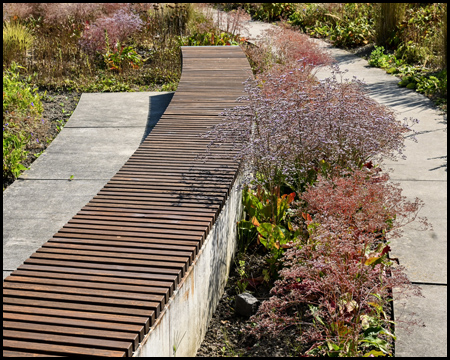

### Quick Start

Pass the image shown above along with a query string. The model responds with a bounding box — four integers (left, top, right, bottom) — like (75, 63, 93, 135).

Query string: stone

(235, 292, 260, 317)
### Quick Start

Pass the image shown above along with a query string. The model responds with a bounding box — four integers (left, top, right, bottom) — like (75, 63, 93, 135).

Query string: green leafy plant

(368, 44, 446, 109)
(102, 33, 144, 73)
(415, 71, 446, 96)
(368, 45, 398, 68)
(3, 62, 46, 186)
(288, 3, 375, 49)
(327, 8, 374, 48)
(238, 186, 299, 277)
(3, 132, 30, 179)
(235, 259, 249, 294)
(251, 3, 296, 22)
(181, 30, 241, 46)
(3, 62, 43, 116)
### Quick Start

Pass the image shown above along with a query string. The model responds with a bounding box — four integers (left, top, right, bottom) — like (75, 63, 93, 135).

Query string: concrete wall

(133, 173, 243, 357)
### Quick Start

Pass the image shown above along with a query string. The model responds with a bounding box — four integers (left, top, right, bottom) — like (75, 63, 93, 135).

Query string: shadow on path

(141, 92, 175, 143)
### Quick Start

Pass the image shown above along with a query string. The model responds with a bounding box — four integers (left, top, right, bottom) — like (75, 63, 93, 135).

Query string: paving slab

(20, 128, 148, 180)
(394, 285, 447, 357)
(3, 91, 174, 280)
(64, 92, 171, 128)
(388, 180, 447, 284)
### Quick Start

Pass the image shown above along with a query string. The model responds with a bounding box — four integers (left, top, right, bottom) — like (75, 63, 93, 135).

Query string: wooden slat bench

(3, 46, 253, 357)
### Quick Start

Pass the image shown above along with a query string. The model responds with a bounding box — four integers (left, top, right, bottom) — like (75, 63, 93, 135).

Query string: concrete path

(3, 91, 173, 280)
(209, 8, 447, 357)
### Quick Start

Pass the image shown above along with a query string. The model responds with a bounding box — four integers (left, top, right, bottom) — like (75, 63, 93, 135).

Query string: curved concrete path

(209, 8, 447, 357)
(3, 91, 174, 280)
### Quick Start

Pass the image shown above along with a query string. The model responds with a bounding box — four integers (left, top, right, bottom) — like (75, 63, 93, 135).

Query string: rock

(235, 292, 260, 317)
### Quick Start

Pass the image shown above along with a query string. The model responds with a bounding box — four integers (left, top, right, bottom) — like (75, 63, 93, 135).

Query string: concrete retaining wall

(133, 173, 243, 357)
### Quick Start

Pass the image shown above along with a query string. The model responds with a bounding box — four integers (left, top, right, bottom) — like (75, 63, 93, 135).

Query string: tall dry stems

(375, 3, 406, 48)
(443, 4, 447, 68)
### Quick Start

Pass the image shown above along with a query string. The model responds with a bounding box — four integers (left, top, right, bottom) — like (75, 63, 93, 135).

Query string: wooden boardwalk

(3, 46, 252, 357)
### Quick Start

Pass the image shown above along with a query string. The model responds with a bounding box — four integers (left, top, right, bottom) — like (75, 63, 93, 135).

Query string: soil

(196, 245, 302, 357)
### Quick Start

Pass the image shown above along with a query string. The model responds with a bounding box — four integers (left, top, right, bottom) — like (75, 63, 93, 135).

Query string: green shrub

(288, 3, 375, 49)
(3, 62, 43, 116)
(251, 3, 296, 22)
(368, 45, 398, 68)
(396, 41, 432, 65)
(180, 30, 240, 46)
(3, 132, 30, 181)
(3, 62, 45, 184)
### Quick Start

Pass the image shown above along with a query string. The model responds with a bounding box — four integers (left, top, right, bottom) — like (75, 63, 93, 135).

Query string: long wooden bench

(3, 46, 253, 357)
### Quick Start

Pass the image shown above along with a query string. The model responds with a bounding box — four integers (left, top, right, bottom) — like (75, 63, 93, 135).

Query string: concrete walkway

(211, 9, 447, 357)
(3, 91, 173, 280)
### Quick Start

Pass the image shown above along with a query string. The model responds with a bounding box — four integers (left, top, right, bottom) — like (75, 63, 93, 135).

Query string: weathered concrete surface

(393, 285, 447, 357)
(3, 91, 173, 280)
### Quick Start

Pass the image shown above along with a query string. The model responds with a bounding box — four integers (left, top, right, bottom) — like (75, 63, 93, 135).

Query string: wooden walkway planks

(3, 46, 252, 357)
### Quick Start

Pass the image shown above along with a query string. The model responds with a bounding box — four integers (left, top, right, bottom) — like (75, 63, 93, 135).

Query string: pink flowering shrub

(3, 3, 35, 21)
(79, 8, 144, 54)
(243, 25, 333, 74)
(248, 170, 428, 356)
(205, 65, 415, 193)
(300, 169, 429, 238)
(3, 3, 112, 25)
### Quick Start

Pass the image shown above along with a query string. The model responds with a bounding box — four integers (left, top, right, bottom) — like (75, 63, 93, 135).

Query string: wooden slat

(3, 45, 252, 357)
(3, 340, 127, 357)
(4, 330, 133, 357)
(4, 320, 140, 350)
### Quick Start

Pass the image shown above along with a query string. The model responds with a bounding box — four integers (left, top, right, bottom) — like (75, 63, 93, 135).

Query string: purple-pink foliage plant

(244, 25, 333, 75)
(2, 3, 128, 25)
(79, 8, 144, 55)
(248, 170, 428, 356)
(3, 3, 35, 21)
(204, 65, 416, 193)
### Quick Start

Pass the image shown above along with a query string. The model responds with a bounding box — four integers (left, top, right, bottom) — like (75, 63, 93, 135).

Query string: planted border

(201, 20, 429, 357)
